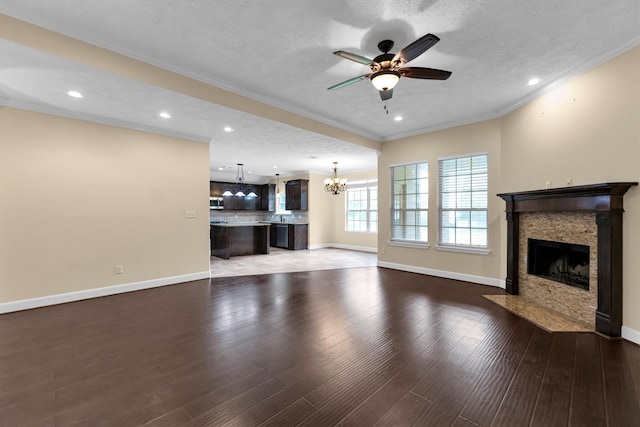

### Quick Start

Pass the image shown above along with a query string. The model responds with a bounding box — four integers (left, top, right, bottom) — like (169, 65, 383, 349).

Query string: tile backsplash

(210, 211, 308, 223)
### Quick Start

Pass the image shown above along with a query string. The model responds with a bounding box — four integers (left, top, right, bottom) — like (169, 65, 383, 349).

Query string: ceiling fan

(328, 33, 452, 101)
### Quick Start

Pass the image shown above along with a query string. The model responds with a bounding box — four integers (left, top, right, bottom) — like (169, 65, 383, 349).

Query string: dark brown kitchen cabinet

(209, 182, 222, 197)
(270, 223, 308, 250)
(211, 181, 276, 211)
(285, 179, 308, 211)
(289, 224, 308, 249)
(260, 184, 276, 211)
(222, 193, 244, 210)
(242, 185, 258, 210)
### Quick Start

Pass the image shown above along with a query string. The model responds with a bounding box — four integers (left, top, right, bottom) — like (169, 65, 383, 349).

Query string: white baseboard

(308, 243, 378, 253)
(308, 243, 332, 250)
(622, 326, 640, 345)
(4, 265, 638, 345)
(0, 271, 211, 314)
(377, 260, 505, 289)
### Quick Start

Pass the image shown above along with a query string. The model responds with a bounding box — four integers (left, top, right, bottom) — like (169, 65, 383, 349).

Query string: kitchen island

(210, 222, 271, 259)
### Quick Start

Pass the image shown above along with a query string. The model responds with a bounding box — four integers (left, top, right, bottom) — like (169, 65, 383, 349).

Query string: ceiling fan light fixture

(371, 70, 400, 91)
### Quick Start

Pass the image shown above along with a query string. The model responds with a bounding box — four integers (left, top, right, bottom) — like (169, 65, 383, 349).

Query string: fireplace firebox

(527, 238, 589, 290)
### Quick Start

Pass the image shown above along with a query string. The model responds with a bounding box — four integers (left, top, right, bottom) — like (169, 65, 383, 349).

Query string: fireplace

(527, 238, 590, 290)
(498, 182, 637, 337)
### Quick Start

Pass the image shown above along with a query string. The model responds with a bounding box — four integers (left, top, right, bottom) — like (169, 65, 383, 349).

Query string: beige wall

(0, 108, 210, 303)
(500, 46, 640, 332)
(330, 170, 378, 250)
(377, 119, 503, 280)
(278, 172, 335, 249)
(280, 169, 378, 250)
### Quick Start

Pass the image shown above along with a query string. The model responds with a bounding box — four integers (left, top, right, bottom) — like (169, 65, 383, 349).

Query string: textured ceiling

(1, 0, 639, 182)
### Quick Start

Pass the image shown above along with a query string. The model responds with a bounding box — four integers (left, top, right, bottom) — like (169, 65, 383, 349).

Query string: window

(276, 192, 287, 213)
(346, 182, 377, 232)
(438, 153, 488, 250)
(390, 162, 429, 244)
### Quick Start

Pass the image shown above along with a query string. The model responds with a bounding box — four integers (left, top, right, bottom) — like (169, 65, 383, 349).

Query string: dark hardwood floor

(1, 267, 639, 426)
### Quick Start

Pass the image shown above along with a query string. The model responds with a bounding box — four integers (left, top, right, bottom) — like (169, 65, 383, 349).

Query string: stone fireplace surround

(497, 182, 637, 337)
(518, 212, 598, 328)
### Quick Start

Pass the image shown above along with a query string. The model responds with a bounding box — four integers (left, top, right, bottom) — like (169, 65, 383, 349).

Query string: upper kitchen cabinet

(209, 181, 222, 197)
(222, 193, 244, 210)
(211, 180, 275, 211)
(260, 184, 276, 211)
(242, 185, 259, 211)
(285, 179, 308, 211)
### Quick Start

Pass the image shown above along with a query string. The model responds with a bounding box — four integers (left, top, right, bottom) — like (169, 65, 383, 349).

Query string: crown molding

(495, 36, 640, 118)
(381, 37, 640, 143)
(17, 20, 383, 142)
(0, 97, 212, 143)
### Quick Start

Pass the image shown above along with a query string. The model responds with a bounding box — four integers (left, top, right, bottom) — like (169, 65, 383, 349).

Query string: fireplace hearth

(527, 238, 590, 290)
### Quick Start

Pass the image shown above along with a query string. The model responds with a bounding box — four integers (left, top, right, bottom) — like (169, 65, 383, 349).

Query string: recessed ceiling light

(528, 78, 542, 86)
(273, 165, 278, 169)
(67, 90, 83, 98)
(159, 112, 171, 119)
(224, 126, 234, 132)
(394, 116, 403, 121)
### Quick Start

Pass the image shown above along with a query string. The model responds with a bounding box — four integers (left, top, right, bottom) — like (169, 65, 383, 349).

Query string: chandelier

(324, 162, 347, 195)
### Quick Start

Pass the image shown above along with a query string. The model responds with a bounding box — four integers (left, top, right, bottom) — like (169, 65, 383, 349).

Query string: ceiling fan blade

(333, 50, 374, 66)
(327, 74, 370, 90)
(400, 67, 452, 80)
(379, 89, 393, 101)
(393, 33, 440, 65)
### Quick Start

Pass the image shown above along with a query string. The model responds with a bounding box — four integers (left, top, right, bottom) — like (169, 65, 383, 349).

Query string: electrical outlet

(566, 178, 573, 186)
(545, 181, 551, 189)
(185, 210, 196, 218)
(115, 265, 124, 274)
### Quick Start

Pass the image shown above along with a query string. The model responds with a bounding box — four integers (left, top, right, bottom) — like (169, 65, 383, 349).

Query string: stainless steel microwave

(209, 197, 224, 210)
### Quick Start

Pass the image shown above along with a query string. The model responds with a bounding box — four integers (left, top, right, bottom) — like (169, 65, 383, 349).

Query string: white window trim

(390, 161, 429, 244)
(437, 152, 489, 251)
(437, 151, 488, 161)
(345, 181, 378, 234)
(435, 244, 491, 255)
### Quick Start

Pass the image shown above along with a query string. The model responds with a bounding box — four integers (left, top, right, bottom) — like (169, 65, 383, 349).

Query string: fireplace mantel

(498, 182, 637, 337)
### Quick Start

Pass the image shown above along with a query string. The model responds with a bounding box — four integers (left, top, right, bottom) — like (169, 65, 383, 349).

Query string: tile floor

(210, 247, 378, 278)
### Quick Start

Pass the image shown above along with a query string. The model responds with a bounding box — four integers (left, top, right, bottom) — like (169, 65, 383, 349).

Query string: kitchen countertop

(210, 221, 308, 226)
(210, 222, 271, 227)
(260, 221, 309, 225)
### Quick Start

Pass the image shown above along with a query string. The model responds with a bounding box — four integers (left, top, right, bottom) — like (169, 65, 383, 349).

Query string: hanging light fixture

(275, 173, 280, 194)
(230, 163, 257, 197)
(234, 164, 246, 196)
(324, 161, 347, 195)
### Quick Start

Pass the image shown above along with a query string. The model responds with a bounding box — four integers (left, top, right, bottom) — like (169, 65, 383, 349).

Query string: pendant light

(229, 163, 257, 197)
